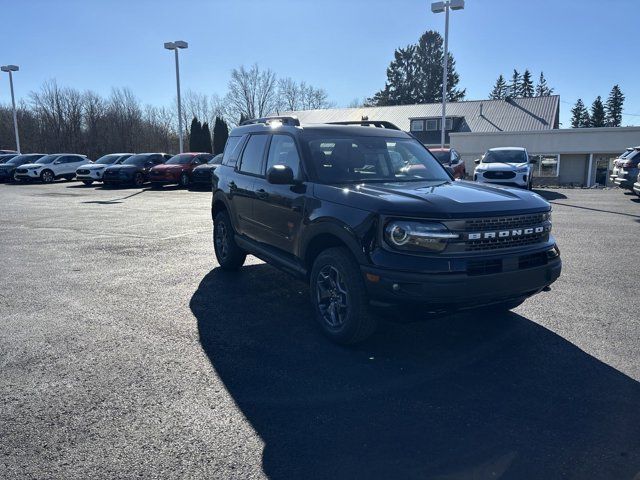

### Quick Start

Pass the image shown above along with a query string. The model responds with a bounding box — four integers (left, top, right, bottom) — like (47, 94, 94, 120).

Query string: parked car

(211, 117, 561, 344)
(14, 154, 89, 183)
(76, 153, 134, 185)
(613, 150, 640, 190)
(190, 154, 223, 188)
(473, 147, 537, 189)
(102, 153, 171, 187)
(0, 153, 19, 164)
(609, 147, 638, 184)
(149, 152, 214, 188)
(0, 154, 46, 182)
(633, 171, 640, 196)
(430, 148, 466, 179)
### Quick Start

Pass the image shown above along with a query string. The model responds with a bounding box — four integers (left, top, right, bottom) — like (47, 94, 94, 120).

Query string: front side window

(239, 135, 269, 175)
(36, 155, 59, 164)
(305, 135, 449, 184)
(266, 135, 300, 178)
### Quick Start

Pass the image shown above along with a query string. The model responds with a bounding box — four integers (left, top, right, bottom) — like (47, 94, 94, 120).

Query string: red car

(430, 147, 466, 179)
(149, 152, 215, 187)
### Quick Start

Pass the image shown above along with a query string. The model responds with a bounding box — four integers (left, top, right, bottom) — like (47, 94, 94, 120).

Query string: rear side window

(222, 136, 243, 166)
(239, 135, 269, 175)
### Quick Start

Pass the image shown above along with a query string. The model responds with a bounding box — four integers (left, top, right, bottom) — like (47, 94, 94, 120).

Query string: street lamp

(164, 40, 188, 153)
(1, 64, 21, 153)
(431, 0, 464, 148)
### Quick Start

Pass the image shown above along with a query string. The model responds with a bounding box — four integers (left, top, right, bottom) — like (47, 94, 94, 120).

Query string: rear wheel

(40, 170, 54, 183)
(310, 247, 377, 344)
(213, 211, 246, 270)
(82, 180, 93, 185)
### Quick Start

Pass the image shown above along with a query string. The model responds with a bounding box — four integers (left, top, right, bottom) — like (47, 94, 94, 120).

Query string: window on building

(425, 119, 439, 131)
(445, 118, 454, 130)
(531, 154, 560, 177)
(410, 120, 424, 131)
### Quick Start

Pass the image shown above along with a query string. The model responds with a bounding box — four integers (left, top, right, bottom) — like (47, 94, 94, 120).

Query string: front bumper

(474, 171, 528, 187)
(14, 170, 42, 180)
(76, 170, 105, 181)
(149, 175, 179, 184)
(633, 182, 640, 196)
(362, 246, 561, 307)
(614, 175, 634, 189)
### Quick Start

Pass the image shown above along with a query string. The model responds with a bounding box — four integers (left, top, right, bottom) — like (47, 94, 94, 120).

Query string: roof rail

(240, 116, 300, 127)
(326, 120, 401, 130)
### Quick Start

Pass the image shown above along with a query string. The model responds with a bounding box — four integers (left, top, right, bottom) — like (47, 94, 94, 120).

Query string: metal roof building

(281, 96, 560, 146)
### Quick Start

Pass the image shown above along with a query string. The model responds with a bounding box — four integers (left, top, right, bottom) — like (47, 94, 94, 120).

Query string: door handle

(256, 188, 268, 199)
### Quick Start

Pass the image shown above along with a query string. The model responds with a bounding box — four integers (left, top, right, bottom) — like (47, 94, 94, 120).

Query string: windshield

(123, 154, 152, 166)
(0, 155, 17, 163)
(304, 135, 450, 184)
(209, 154, 223, 165)
(430, 150, 451, 164)
(166, 154, 194, 165)
(6, 155, 40, 165)
(35, 155, 59, 164)
(95, 154, 122, 165)
(482, 150, 527, 164)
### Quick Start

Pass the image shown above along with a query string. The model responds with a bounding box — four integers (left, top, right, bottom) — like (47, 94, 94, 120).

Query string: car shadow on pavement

(531, 189, 567, 200)
(190, 265, 640, 480)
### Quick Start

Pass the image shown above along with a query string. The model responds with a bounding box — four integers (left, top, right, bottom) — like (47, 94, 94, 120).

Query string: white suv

(473, 147, 537, 190)
(76, 153, 133, 185)
(15, 154, 89, 183)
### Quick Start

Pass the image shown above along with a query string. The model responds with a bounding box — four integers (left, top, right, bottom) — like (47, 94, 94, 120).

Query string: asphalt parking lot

(1, 181, 639, 479)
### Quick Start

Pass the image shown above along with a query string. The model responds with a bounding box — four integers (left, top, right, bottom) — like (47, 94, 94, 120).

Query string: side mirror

(474, 158, 480, 165)
(267, 165, 295, 185)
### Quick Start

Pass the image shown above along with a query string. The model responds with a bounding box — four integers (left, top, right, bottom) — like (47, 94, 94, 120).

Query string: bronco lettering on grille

(466, 225, 549, 241)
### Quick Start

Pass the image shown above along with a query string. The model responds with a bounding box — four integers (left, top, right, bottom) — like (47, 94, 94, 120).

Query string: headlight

(384, 220, 458, 253)
(515, 167, 528, 173)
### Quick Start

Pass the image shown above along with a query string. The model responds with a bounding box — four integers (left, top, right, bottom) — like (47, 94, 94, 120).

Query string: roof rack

(240, 116, 300, 127)
(326, 120, 401, 130)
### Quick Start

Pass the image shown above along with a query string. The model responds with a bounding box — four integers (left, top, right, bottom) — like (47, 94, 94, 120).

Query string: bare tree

(225, 64, 280, 123)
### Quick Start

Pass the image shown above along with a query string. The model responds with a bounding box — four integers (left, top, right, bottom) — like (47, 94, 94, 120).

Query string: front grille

(77, 169, 90, 175)
(483, 170, 516, 179)
(465, 213, 545, 232)
(465, 232, 547, 251)
(16, 168, 28, 174)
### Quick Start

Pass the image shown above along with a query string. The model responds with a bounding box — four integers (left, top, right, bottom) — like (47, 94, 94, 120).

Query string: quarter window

(239, 135, 269, 175)
(222, 136, 243, 166)
(266, 135, 300, 178)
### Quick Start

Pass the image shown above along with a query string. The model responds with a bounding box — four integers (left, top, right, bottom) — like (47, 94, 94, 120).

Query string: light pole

(164, 40, 188, 153)
(431, 0, 464, 148)
(1, 65, 21, 153)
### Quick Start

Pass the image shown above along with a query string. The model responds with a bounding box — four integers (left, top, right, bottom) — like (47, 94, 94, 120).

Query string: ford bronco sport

(211, 117, 561, 344)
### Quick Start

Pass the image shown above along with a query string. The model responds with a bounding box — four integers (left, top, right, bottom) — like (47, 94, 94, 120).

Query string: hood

(104, 165, 140, 172)
(18, 163, 43, 169)
(476, 162, 528, 171)
(312, 180, 549, 218)
(79, 163, 106, 170)
(150, 164, 183, 172)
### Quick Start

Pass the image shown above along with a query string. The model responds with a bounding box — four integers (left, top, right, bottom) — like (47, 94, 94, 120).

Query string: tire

(133, 173, 144, 187)
(40, 170, 54, 183)
(213, 211, 246, 270)
(310, 247, 377, 344)
(179, 172, 190, 187)
(82, 180, 93, 185)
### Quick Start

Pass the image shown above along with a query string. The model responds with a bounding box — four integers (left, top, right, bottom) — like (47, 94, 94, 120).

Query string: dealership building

(285, 96, 639, 187)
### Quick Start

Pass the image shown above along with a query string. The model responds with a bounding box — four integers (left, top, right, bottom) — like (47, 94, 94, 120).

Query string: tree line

(488, 70, 554, 100)
(570, 86, 624, 128)
(0, 65, 332, 156)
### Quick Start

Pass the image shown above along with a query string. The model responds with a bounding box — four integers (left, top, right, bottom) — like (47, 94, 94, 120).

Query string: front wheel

(213, 211, 246, 270)
(179, 172, 190, 187)
(40, 170, 54, 183)
(133, 173, 144, 187)
(310, 247, 377, 344)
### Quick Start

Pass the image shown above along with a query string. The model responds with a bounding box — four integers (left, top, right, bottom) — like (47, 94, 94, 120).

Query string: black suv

(211, 117, 561, 344)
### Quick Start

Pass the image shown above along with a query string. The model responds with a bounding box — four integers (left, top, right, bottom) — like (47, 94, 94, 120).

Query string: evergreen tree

(189, 117, 202, 152)
(590, 96, 606, 127)
(201, 122, 213, 153)
(489, 74, 508, 100)
(368, 30, 464, 106)
(213, 117, 229, 155)
(535, 72, 554, 96)
(605, 84, 625, 127)
(521, 69, 534, 97)
(570, 99, 590, 128)
(509, 69, 522, 98)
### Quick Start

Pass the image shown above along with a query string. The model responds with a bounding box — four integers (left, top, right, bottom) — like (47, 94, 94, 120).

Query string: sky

(1, 0, 639, 128)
